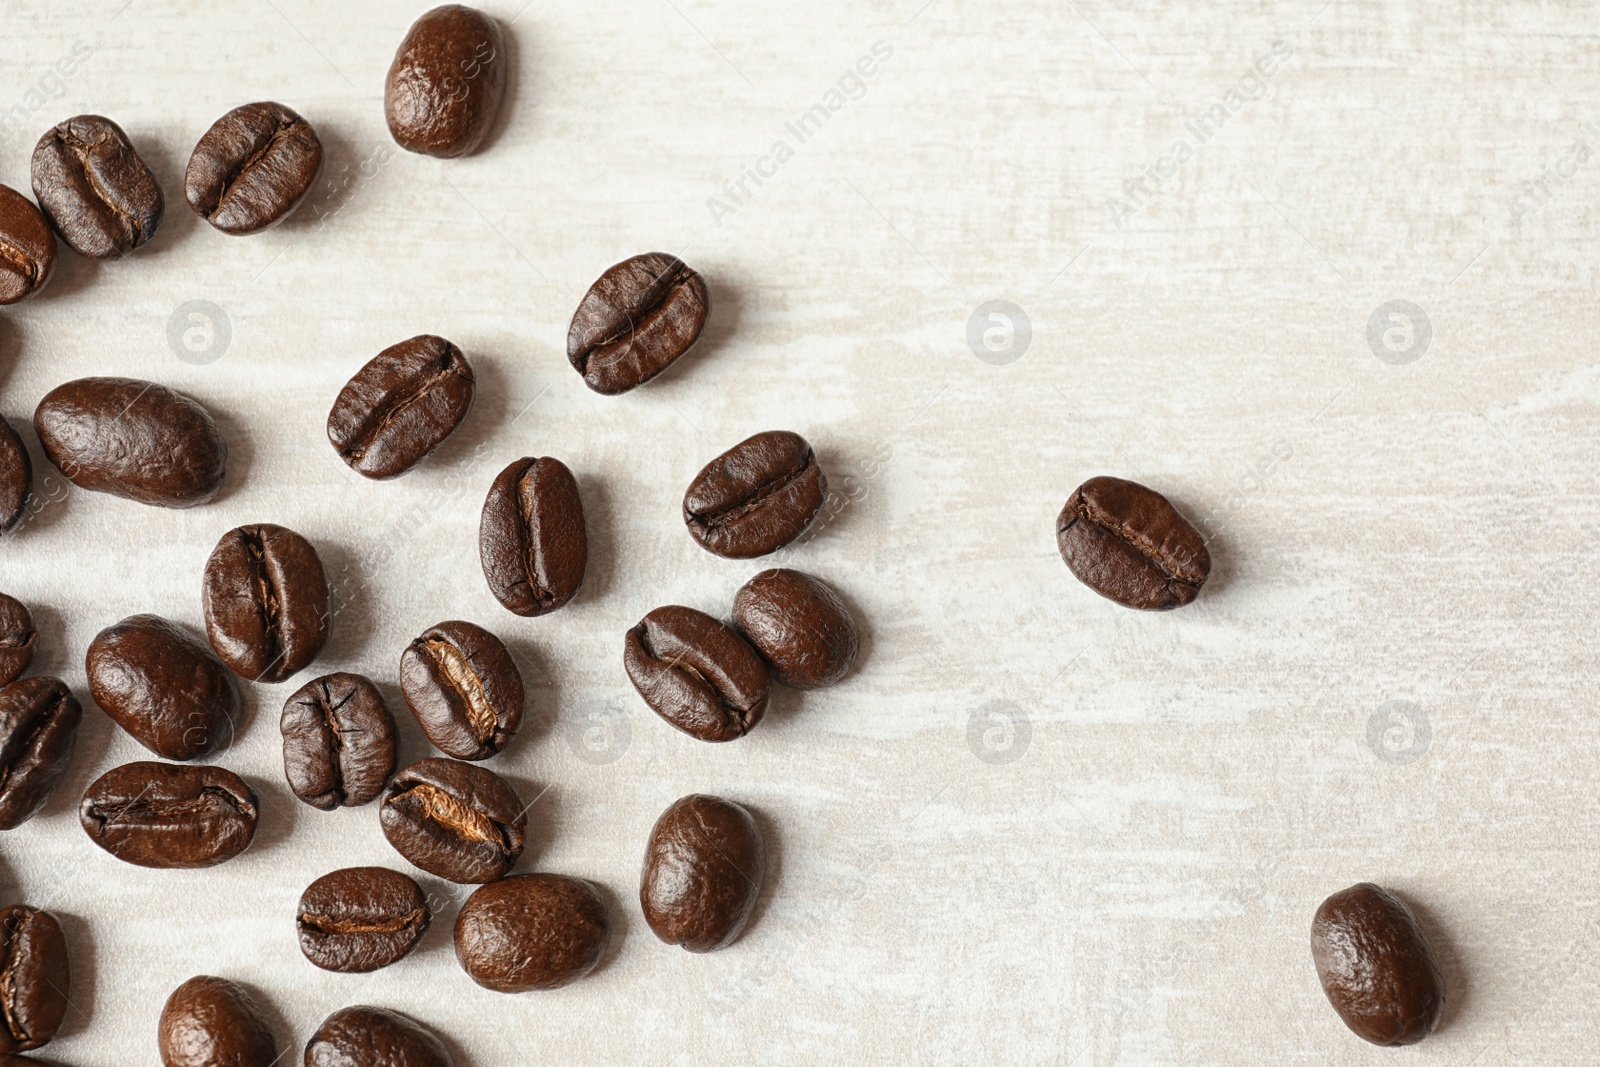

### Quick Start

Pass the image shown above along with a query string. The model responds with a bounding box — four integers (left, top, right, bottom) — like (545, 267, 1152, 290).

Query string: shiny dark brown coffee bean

(0, 186, 55, 306)
(0, 906, 68, 1052)
(0, 595, 35, 686)
(185, 102, 322, 235)
(624, 606, 768, 742)
(80, 761, 257, 868)
(34, 377, 227, 508)
(478, 457, 586, 617)
(1055, 476, 1210, 610)
(281, 673, 397, 810)
(297, 867, 430, 974)
(0, 678, 81, 831)
(386, 5, 506, 159)
(400, 621, 522, 761)
(380, 758, 526, 883)
(159, 975, 277, 1067)
(641, 794, 764, 953)
(327, 335, 474, 479)
(684, 431, 826, 559)
(567, 253, 709, 395)
(0, 417, 32, 535)
(454, 873, 610, 991)
(1312, 883, 1444, 1046)
(202, 523, 329, 683)
(87, 614, 238, 761)
(31, 115, 162, 260)
(731, 569, 858, 689)
(305, 1007, 453, 1067)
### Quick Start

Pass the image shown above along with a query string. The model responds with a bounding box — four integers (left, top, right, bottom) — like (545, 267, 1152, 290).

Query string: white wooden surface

(0, 0, 1595, 1062)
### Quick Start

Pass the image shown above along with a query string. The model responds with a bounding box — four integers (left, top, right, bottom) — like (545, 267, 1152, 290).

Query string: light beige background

(0, 0, 1594, 1063)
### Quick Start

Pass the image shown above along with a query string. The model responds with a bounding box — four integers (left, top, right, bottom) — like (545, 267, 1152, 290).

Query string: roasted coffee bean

(400, 621, 523, 761)
(380, 758, 526, 883)
(281, 673, 397, 810)
(30, 115, 162, 260)
(386, 5, 506, 159)
(731, 568, 858, 689)
(0, 1056, 49, 1065)
(297, 867, 430, 974)
(624, 606, 769, 742)
(203, 523, 329, 683)
(0, 906, 68, 1052)
(684, 431, 826, 559)
(0, 186, 55, 306)
(0, 678, 81, 831)
(327, 336, 474, 479)
(87, 614, 238, 761)
(0, 595, 35, 686)
(1055, 475, 1210, 610)
(641, 794, 764, 953)
(34, 377, 227, 508)
(80, 761, 257, 869)
(184, 102, 322, 235)
(1312, 882, 1444, 1046)
(305, 1007, 453, 1067)
(478, 457, 586, 617)
(454, 873, 610, 991)
(0, 417, 31, 536)
(159, 975, 277, 1067)
(567, 253, 710, 395)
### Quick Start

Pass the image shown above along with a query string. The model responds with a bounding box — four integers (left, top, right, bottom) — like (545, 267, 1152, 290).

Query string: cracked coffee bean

(0, 595, 36, 687)
(305, 1007, 453, 1067)
(478, 456, 586, 617)
(0, 416, 33, 535)
(379, 758, 526, 884)
(567, 253, 709, 395)
(0, 185, 55, 306)
(731, 568, 859, 689)
(297, 866, 430, 974)
(281, 673, 397, 811)
(684, 430, 826, 559)
(0, 677, 81, 831)
(159, 975, 277, 1067)
(202, 523, 329, 683)
(624, 605, 769, 743)
(184, 101, 322, 235)
(0, 906, 68, 1053)
(400, 620, 522, 761)
(327, 335, 474, 480)
(454, 873, 610, 992)
(30, 115, 162, 259)
(80, 761, 258, 869)
(1312, 882, 1444, 1046)
(87, 614, 239, 761)
(386, 4, 506, 159)
(641, 794, 765, 953)
(1055, 475, 1210, 610)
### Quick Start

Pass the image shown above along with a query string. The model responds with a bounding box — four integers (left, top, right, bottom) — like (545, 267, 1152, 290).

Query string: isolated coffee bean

(386, 5, 506, 158)
(0, 186, 55, 305)
(80, 761, 257, 869)
(297, 867, 430, 974)
(34, 377, 227, 508)
(400, 620, 523, 761)
(202, 523, 329, 683)
(641, 794, 764, 953)
(31, 115, 162, 259)
(684, 431, 826, 559)
(305, 1007, 453, 1067)
(0, 595, 35, 686)
(1055, 476, 1210, 610)
(159, 975, 277, 1067)
(0, 417, 31, 535)
(567, 253, 710, 395)
(0, 678, 81, 831)
(281, 673, 397, 810)
(731, 569, 859, 689)
(87, 614, 239, 761)
(185, 102, 322, 235)
(380, 758, 526, 883)
(327, 335, 474, 479)
(1312, 882, 1444, 1046)
(0, 906, 68, 1052)
(624, 606, 769, 742)
(454, 874, 610, 991)
(479, 457, 586, 617)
